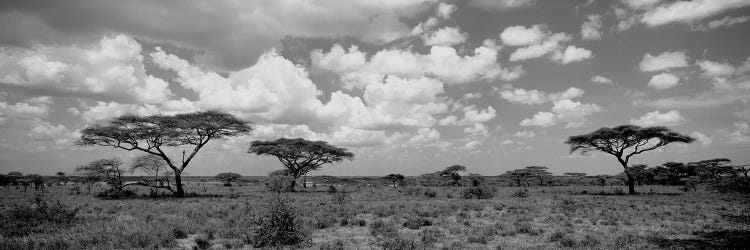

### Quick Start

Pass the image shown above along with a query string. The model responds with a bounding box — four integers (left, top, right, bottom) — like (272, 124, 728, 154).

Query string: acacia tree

(130, 154, 174, 192)
(76, 158, 128, 195)
(566, 125, 694, 194)
(383, 173, 405, 188)
(216, 172, 243, 186)
(439, 165, 466, 186)
(248, 138, 354, 192)
(503, 169, 532, 187)
(76, 110, 253, 198)
(524, 166, 552, 186)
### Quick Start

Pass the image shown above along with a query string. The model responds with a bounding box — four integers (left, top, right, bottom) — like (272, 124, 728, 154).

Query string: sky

(1, 0, 750, 177)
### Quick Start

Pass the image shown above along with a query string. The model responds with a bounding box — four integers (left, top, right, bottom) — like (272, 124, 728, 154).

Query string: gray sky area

(1, 0, 750, 176)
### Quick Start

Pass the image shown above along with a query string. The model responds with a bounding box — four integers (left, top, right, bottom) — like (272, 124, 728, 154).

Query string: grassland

(1, 180, 749, 249)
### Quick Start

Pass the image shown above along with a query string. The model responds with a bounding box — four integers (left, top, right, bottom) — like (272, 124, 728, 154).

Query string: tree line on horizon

(3, 111, 747, 197)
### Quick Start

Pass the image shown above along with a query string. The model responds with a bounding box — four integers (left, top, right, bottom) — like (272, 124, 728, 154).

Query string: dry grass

(0, 182, 748, 249)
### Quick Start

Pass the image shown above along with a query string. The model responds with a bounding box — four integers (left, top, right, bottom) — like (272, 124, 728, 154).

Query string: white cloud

(630, 110, 686, 126)
(499, 88, 548, 104)
(693, 15, 750, 30)
(642, 0, 750, 27)
(0, 35, 172, 103)
(408, 127, 441, 144)
(464, 123, 489, 135)
(581, 14, 603, 40)
(422, 26, 468, 47)
(500, 24, 547, 46)
(436, 3, 458, 19)
(639, 51, 689, 72)
(500, 86, 584, 104)
(561, 46, 594, 64)
(27, 120, 79, 146)
(312, 42, 520, 88)
(0, 96, 53, 119)
(468, 0, 536, 10)
(622, 0, 661, 9)
(551, 99, 603, 128)
(513, 130, 536, 138)
(591, 75, 615, 85)
(79, 101, 160, 123)
(697, 60, 735, 77)
(648, 73, 681, 90)
(509, 33, 571, 62)
(690, 131, 712, 146)
(520, 112, 556, 127)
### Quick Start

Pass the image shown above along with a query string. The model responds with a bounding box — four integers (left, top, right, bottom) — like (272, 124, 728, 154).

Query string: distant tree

(56, 172, 68, 186)
(383, 174, 405, 188)
(248, 138, 354, 192)
(736, 165, 750, 179)
(689, 158, 736, 182)
(216, 172, 243, 186)
(268, 169, 291, 176)
(77, 110, 253, 198)
(524, 166, 552, 186)
(439, 165, 466, 186)
(628, 164, 653, 186)
(566, 125, 695, 194)
(76, 158, 127, 195)
(503, 169, 532, 187)
(130, 154, 174, 192)
(563, 172, 586, 185)
(0, 174, 7, 186)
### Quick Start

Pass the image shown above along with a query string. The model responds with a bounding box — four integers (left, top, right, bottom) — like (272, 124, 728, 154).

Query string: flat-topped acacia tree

(248, 138, 354, 192)
(76, 110, 253, 198)
(566, 125, 694, 194)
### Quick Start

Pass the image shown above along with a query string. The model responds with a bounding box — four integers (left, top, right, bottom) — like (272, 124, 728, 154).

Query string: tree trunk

(618, 158, 636, 195)
(289, 178, 297, 192)
(174, 172, 184, 198)
(302, 175, 307, 188)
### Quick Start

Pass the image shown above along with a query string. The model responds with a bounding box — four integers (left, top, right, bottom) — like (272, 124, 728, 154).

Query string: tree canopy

(248, 138, 354, 191)
(439, 165, 466, 186)
(216, 172, 243, 186)
(566, 125, 694, 194)
(77, 110, 252, 197)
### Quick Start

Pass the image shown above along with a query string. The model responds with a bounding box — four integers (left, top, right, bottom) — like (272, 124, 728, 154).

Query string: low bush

(402, 215, 432, 229)
(420, 226, 444, 246)
(370, 220, 398, 237)
(251, 194, 310, 248)
(461, 185, 497, 199)
(0, 196, 79, 237)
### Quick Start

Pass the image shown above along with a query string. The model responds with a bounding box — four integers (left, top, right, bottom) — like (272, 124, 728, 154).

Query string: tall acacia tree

(248, 138, 354, 192)
(76, 110, 253, 197)
(566, 125, 694, 194)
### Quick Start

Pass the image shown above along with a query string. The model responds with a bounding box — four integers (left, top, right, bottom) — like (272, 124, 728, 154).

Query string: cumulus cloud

(439, 105, 496, 135)
(513, 130, 536, 138)
(509, 33, 571, 62)
(517, 87, 602, 128)
(0, 96, 53, 119)
(0, 0, 437, 71)
(468, 0, 536, 10)
(436, 3, 458, 19)
(642, 0, 750, 27)
(312, 41, 521, 88)
(591, 75, 615, 85)
(692, 15, 750, 30)
(690, 131, 712, 146)
(500, 25, 547, 46)
(630, 110, 686, 126)
(622, 0, 662, 9)
(499, 86, 584, 104)
(561, 46, 594, 64)
(581, 14, 603, 40)
(697, 60, 735, 77)
(648, 73, 681, 90)
(422, 26, 468, 47)
(639, 51, 689, 72)
(0, 35, 172, 103)
(520, 112, 556, 127)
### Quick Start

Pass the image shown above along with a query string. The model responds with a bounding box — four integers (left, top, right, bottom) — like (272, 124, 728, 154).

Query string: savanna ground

(1, 179, 749, 250)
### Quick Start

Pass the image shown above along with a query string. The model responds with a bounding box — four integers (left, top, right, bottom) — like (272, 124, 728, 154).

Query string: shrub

(423, 189, 437, 198)
(461, 185, 497, 199)
(172, 227, 188, 239)
(95, 188, 136, 199)
(380, 235, 419, 250)
(319, 239, 346, 250)
(265, 176, 296, 193)
(251, 194, 310, 248)
(370, 220, 398, 237)
(403, 215, 432, 229)
(420, 227, 444, 246)
(404, 186, 423, 196)
(0, 196, 79, 237)
(511, 189, 528, 198)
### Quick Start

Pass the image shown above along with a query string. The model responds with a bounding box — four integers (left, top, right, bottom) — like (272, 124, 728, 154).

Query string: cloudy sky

(1, 0, 750, 177)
